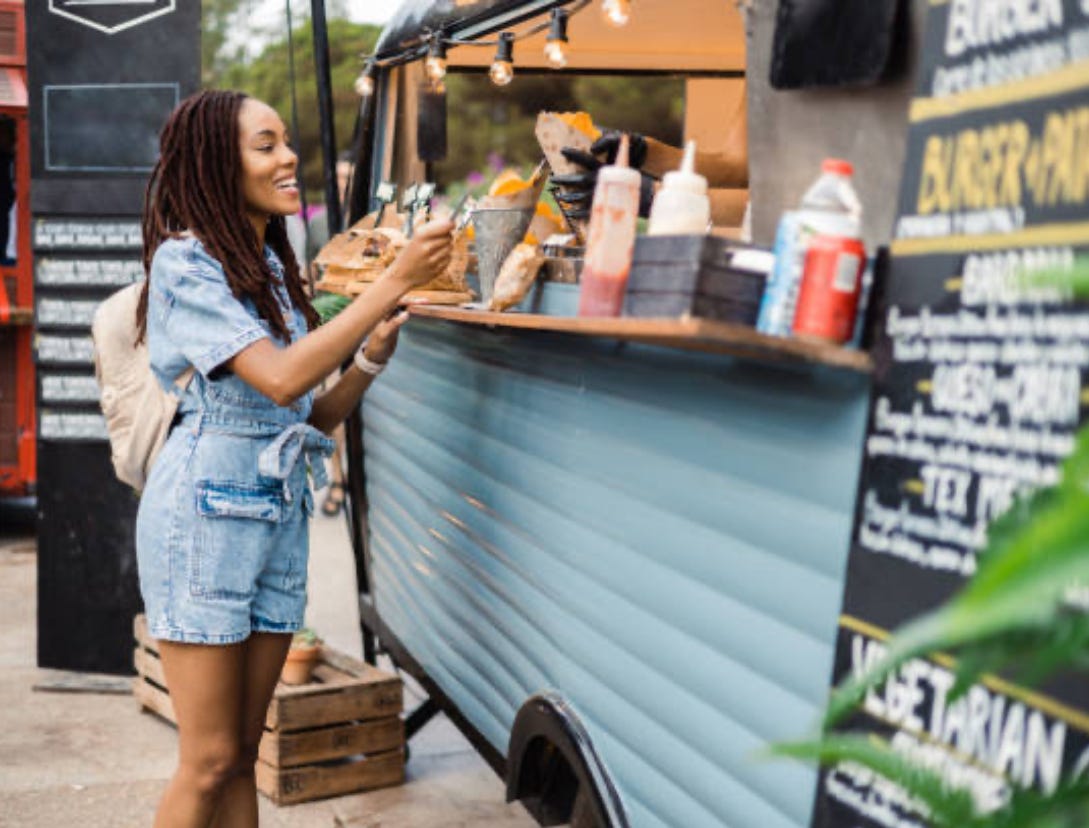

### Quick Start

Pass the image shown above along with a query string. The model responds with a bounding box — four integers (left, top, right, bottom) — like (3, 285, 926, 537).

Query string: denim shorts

(136, 421, 316, 644)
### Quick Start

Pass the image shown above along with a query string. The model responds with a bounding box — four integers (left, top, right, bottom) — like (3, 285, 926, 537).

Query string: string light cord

(359, 0, 593, 68)
(442, 0, 591, 48)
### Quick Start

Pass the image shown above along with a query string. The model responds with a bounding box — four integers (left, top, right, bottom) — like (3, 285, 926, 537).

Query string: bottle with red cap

(756, 158, 863, 338)
(793, 159, 867, 344)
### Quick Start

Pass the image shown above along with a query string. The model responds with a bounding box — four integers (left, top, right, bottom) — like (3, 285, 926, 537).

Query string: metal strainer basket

(470, 207, 535, 304)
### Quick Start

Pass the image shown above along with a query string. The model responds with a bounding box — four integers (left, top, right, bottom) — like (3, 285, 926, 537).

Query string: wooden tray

(314, 279, 473, 306)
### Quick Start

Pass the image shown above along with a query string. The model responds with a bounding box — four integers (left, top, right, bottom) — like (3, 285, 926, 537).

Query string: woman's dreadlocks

(137, 89, 319, 344)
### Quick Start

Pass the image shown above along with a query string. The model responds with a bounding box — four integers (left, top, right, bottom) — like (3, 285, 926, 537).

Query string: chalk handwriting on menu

(33, 220, 142, 250)
(35, 258, 143, 287)
(945, 0, 1065, 58)
(861, 247, 1089, 582)
(904, 105, 1089, 233)
(931, 0, 1089, 96)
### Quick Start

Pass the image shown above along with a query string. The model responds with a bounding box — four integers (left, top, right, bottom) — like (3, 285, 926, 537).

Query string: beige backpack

(92, 281, 194, 492)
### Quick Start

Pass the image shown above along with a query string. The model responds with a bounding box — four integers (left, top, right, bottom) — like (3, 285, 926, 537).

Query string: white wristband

(353, 345, 387, 377)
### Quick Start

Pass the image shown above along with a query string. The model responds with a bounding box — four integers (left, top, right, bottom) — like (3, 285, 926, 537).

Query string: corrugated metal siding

(362, 317, 871, 828)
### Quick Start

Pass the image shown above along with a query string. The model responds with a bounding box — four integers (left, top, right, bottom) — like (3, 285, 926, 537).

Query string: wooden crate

(133, 615, 405, 805)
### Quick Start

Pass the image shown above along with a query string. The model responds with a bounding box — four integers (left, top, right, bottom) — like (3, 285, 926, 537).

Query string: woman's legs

(153, 640, 247, 828)
(153, 633, 291, 828)
(210, 632, 292, 828)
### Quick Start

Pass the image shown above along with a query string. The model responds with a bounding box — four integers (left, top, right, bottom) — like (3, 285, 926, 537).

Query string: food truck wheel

(505, 693, 627, 828)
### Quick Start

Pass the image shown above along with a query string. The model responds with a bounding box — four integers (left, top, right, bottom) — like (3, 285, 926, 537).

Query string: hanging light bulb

(489, 33, 515, 86)
(354, 61, 376, 97)
(544, 8, 569, 69)
(425, 38, 448, 84)
(602, 0, 631, 27)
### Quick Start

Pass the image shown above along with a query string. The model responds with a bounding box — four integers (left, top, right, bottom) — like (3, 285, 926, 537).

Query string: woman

(135, 90, 452, 827)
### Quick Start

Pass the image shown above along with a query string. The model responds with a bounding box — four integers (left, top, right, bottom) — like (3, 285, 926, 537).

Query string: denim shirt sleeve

(154, 239, 269, 376)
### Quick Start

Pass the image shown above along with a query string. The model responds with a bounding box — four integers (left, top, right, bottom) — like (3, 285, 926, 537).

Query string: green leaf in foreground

(773, 736, 1089, 828)
(311, 291, 351, 324)
(987, 779, 1089, 828)
(772, 734, 976, 826)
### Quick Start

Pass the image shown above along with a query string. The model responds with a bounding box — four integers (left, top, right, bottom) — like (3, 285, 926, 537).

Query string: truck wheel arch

(505, 692, 628, 828)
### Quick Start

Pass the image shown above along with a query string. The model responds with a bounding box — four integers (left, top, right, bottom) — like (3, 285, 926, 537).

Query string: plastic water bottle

(647, 140, 710, 236)
(757, 159, 862, 336)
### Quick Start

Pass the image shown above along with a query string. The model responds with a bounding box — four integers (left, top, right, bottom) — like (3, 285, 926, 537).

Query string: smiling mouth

(275, 179, 298, 191)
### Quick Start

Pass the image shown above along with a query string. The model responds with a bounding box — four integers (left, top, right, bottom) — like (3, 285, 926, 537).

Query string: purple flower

(466, 171, 485, 186)
(486, 151, 505, 173)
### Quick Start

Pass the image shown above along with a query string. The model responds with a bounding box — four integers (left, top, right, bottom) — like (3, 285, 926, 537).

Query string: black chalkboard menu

(813, 2, 1089, 826)
(27, 2, 198, 214)
(27, 3, 198, 674)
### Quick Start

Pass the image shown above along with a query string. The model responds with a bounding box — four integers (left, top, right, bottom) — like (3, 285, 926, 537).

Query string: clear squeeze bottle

(647, 140, 710, 236)
(578, 134, 642, 317)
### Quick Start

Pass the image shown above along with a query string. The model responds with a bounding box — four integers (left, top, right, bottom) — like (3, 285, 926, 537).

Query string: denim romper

(136, 236, 333, 644)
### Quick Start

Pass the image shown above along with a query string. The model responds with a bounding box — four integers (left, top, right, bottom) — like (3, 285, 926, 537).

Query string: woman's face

(238, 98, 299, 224)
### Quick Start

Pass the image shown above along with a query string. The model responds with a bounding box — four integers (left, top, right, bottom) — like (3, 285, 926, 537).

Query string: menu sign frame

(813, 2, 1089, 826)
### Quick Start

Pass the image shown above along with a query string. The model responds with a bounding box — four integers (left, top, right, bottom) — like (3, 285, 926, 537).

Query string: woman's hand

(308, 307, 415, 432)
(363, 309, 410, 365)
(386, 219, 455, 290)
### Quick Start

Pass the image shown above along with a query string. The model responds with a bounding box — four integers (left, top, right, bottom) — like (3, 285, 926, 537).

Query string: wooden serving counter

(406, 303, 874, 374)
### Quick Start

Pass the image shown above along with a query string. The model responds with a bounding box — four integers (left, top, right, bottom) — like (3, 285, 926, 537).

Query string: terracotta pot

(280, 644, 322, 685)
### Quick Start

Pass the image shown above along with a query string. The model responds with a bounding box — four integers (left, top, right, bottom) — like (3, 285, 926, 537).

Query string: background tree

(202, 0, 256, 87)
(201, 3, 686, 206)
(202, 2, 378, 203)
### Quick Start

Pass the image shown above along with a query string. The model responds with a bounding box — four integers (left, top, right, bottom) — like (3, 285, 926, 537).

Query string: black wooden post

(310, 0, 341, 234)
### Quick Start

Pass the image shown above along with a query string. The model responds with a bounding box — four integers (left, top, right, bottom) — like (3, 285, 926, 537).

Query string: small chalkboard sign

(43, 83, 178, 172)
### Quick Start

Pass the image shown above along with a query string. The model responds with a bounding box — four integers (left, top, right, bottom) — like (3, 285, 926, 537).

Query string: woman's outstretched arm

(306, 311, 408, 434)
(226, 220, 453, 406)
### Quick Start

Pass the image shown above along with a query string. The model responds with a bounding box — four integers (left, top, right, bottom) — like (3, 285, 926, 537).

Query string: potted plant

(281, 628, 323, 686)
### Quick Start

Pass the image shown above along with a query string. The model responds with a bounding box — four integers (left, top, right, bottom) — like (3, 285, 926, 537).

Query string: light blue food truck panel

(362, 312, 871, 827)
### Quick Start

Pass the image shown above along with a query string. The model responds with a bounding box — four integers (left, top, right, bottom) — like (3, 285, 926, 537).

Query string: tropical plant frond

(772, 734, 977, 826)
(986, 778, 1089, 828)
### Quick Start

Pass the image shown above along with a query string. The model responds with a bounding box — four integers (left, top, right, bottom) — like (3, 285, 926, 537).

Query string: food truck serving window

(430, 71, 684, 197)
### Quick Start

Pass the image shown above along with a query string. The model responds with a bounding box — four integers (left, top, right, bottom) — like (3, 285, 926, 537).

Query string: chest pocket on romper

(191, 479, 283, 601)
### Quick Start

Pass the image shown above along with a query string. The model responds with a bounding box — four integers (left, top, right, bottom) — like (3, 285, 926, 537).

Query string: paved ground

(0, 495, 535, 827)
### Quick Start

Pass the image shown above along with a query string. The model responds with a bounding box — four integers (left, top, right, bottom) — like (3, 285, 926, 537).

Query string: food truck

(327, 0, 1089, 825)
(0, 0, 32, 498)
